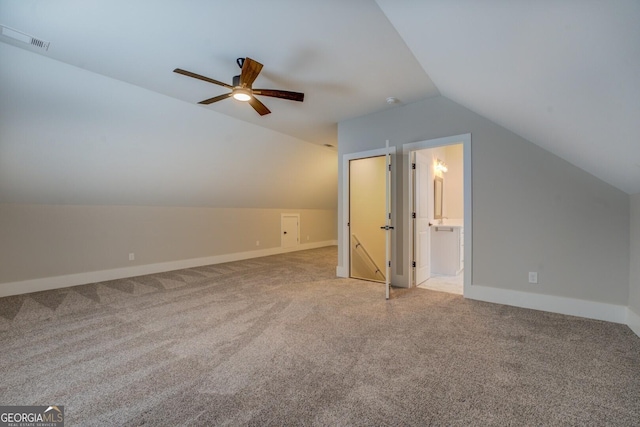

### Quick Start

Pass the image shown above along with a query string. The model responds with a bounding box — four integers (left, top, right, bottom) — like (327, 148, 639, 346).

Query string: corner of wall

(628, 193, 640, 337)
(627, 307, 640, 338)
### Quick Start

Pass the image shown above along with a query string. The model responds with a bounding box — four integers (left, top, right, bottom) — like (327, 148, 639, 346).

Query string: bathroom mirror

(434, 176, 443, 219)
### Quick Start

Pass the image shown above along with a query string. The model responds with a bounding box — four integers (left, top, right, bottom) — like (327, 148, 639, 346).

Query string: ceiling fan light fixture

(232, 88, 252, 102)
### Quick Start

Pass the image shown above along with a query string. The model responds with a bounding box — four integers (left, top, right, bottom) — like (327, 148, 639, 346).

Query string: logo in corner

(0, 405, 64, 426)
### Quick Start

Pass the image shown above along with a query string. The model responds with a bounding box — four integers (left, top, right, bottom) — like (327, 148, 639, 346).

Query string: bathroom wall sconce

(435, 159, 448, 173)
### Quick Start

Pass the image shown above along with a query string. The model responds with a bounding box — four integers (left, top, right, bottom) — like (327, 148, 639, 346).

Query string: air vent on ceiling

(1, 25, 50, 51)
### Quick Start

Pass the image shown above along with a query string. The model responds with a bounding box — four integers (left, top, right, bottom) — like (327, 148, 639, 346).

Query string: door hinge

(412, 163, 416, 170)
(388, 164, 392, 172)
(412, 212, 416, 219)
(388, 261, 391, 268)
(388, 213, 391, 220)
(412, 261, 416, 268)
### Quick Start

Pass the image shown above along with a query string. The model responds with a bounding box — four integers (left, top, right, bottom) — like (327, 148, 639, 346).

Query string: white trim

(627, 308, 640, 338)
(340, 146, 397, 283)
(465, 284, 627, 324)
(336, 265, 348, 277)
(0, 240, 338, 298)
(402, 133, 472, 293)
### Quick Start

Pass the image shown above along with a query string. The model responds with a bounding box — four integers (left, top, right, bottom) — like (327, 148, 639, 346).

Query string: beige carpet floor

(1, 246, 639, 426)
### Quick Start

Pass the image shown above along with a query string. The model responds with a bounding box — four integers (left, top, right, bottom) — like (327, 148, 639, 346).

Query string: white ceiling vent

(1, 25, 50, 51)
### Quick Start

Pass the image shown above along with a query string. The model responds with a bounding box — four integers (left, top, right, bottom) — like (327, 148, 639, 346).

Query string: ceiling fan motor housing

(232, 75, 241, 87)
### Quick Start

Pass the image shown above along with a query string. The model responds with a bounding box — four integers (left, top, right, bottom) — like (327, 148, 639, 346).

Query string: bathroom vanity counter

(431, 223, 464, 275)
(434, 218, 463, 227)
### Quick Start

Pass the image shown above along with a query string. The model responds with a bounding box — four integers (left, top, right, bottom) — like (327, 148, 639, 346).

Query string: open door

(413, 151, 431, 285)
(384, 142, 393, 299)
(349, 156, 387, 283)
(343, 144, 395, 299)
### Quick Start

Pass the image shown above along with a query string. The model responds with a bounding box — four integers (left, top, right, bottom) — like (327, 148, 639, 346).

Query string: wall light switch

(129, 253, 135, 261)
(528, 272, 538, 284)
(256, 241, 260, 246)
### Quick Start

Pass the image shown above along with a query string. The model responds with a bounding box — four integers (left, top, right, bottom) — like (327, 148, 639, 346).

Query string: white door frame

(340, 145, 396, 289)
(403, 133, 472, 295)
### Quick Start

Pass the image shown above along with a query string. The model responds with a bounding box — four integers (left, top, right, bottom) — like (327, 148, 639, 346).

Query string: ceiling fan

(173, 57, 304, 116)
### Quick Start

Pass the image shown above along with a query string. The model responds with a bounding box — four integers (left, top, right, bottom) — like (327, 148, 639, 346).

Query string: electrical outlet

(129, 253, 135, 261)
(307, 235, 310, 241)
(528, 272, 538, 284)
(256, 240, 260, 246)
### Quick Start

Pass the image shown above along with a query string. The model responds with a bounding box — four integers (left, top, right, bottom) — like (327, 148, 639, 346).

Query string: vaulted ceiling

(1, 0, 638, 194)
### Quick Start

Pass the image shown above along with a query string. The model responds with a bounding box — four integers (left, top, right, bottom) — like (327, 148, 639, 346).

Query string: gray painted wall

(0, 205, 336, 285)
(338, 96, 630, 306)
(0, 42, 337, 209)
(0, 43, 338, 291)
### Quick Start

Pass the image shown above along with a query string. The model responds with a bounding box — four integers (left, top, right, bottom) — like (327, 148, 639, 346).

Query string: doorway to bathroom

(405, 134, 471, 295)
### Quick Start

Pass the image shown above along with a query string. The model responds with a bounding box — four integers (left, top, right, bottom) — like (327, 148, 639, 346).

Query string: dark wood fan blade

(248, 96, 271, 116)
(174, 68, 233, 89)
(239, 58, 263, 88)
(199, 93, 233, 105)
(253, 89, 304, 102)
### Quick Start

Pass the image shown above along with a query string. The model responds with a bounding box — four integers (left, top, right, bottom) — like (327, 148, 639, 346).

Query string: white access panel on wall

(281, 214, 300, 248)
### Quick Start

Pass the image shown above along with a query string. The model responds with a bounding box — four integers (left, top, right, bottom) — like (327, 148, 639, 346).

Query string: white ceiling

(1, 0, 639, 194)
(376, 0, 640, 194)
(0, 0, 438, 148)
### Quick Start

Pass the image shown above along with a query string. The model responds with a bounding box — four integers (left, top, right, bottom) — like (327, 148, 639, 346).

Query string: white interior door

(281, 214, 299, 248)
(384, 143, 393, 300)
(414, 151, 431, 285)
(349, 157, 387, 282)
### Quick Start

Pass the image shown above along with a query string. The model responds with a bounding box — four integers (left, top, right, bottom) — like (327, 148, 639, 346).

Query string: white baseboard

(465, 284, 627, 325)
(0, 240, 337, 298)
(336, 266, 348, 278)
(627, 308, 640, 338)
